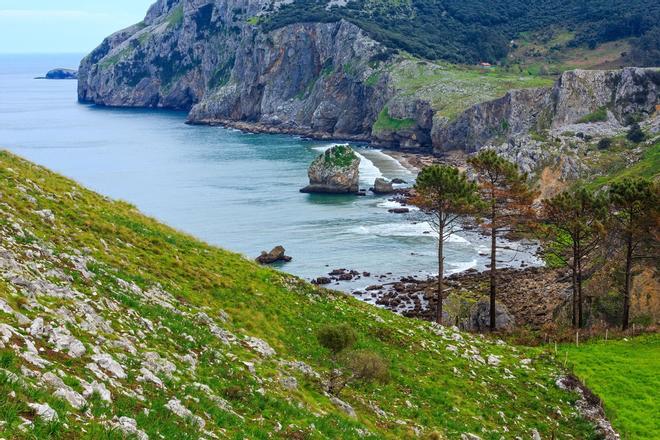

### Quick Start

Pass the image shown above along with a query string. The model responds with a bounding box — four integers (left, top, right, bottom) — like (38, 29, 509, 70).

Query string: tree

(626, 123, 646, 143)
(468, 150, 537, 331)
(412, 165, 480, 325)
(609, 178, 659, 330)
(541, 187, 607, 328)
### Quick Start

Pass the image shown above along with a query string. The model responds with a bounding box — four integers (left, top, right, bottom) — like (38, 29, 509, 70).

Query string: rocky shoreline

(321, 266, 572, 331)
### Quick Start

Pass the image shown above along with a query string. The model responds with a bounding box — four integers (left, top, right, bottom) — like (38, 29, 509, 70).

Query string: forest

(262, 0, 660, 65)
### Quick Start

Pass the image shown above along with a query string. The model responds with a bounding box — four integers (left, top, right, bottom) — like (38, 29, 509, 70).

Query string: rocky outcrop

(256, 246, 292, 264)
(433, 68, 660, 153)
(79, 0, 392, 136)
(300, 145, 360, 194)
(371, 178, 394, 194)
(39, 69, 78, 80)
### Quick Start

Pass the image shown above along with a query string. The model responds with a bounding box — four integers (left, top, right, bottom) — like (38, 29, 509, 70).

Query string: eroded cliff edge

(79, 0, 659, 158)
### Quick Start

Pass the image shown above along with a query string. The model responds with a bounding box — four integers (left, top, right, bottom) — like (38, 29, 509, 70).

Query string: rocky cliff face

(79, 0, 658, 162)
(432, 68, 660, 153)
(79, 0, 392, 138)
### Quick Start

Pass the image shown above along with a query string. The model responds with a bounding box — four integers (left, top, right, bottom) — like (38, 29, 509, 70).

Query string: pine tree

(412, 165, 480, 325)
(468, 150, 537, 331)
(541, 187, 606, 328)
(609, 177, 659, 330)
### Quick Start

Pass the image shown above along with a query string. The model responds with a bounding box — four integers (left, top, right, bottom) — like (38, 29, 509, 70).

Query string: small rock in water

(256, 246, 292, 264)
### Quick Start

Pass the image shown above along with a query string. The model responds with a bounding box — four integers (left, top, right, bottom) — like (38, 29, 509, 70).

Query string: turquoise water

(0, 54, 540, 292)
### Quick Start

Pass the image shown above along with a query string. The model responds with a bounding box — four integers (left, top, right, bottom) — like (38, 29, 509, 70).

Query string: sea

(0, 53, 541, 295)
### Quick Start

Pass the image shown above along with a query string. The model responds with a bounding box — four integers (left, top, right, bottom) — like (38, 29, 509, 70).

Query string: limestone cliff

(79, 0, 659, 159)
(78, 0, 392, 139)
(432, 68, 660, 153)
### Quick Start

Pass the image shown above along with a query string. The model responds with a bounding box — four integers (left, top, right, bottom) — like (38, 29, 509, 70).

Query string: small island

(300, 145, 361, 194)
(36, 68, 78, 80)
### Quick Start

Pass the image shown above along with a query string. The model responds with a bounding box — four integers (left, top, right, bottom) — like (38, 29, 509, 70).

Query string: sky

(0, 0, 156, 53)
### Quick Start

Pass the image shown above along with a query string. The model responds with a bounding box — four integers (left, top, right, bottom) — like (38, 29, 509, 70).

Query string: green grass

(167, 5, 184, 29)
(587, 140, 660, 189)
(0, 150, 601, 438)
(578, 107, 609, 123)
(321, 145, 358, 168)
(386, 60, 553, 120)
(372, 107, 416, 133)
(557, 334, 660, 439)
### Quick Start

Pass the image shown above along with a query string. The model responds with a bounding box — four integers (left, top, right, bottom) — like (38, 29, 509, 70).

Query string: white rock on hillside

(243, 336, 276, 357)
(330, 397, 357, 419)
(28, 402, 58, 421)
(111, 416, 149, 440)
(91, 353, 127, 379)
(165, 398, 205, 428)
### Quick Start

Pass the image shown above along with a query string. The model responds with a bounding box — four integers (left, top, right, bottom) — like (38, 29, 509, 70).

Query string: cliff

(79, 1, 658, 163)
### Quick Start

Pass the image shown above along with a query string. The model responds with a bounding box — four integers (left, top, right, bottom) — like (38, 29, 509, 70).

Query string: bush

(597, 138, 613, 150)
(316, 324, 357, 355)
(347, 350, 390, 384)
(627, 123, 646, 143)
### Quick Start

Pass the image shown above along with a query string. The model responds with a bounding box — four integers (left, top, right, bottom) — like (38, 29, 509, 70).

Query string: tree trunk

(490, 224, 497, 332)
(622, 232, 633, 331)
(577, 239, 583, 328)
(436, 222, 445, 325)
(571, 264, 577, 328)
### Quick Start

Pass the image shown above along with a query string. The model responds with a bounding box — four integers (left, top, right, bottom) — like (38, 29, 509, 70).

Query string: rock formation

(300, 145, 360, 194)
(78, 0, 659, 175)
(256, 246, 292, 264)
(37, 69, 78, 80)
(371, 178, 394, 194)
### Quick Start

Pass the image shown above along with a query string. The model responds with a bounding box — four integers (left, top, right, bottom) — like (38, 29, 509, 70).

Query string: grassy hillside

(557, 335, 660, 439)
(263, 0, 660, 66)
(0, 150, 601, 439)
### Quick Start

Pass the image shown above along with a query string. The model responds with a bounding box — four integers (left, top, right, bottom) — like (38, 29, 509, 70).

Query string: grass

(372, 107, 416, 133)
(557, 334, 660, 439)
(0, 150, 602, 438)
(321, 145, 358, 168)
(578, 107, 609, 124)
(586, 139, 660, 189)
(167, 5, 184, 29)
(385, 60, 553, 120)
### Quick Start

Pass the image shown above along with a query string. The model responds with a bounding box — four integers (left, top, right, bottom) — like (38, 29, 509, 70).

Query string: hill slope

(0, 150, 603, 438)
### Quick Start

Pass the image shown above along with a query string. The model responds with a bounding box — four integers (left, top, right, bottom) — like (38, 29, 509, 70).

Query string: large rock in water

(467, 300, 514, 332)
(372, 178, 394, 194)
(42, 69, 78, 80)
(300, 145, 360, 194)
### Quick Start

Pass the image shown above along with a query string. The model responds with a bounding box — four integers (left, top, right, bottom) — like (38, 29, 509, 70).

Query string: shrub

(578, 107, 608, 123)
(316, 324, 357, 355)
(597, 138, 613, 150)
(347, 350, 390, 384)
(627, 123, 646, 143)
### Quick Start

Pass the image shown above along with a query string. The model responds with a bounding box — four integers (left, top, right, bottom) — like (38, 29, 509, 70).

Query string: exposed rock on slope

(433, 68, 660, 153)
(0, 150, 604, 438)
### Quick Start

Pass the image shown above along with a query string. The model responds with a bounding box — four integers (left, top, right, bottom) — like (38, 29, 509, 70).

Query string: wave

(311, 144, 384, 185)
(447, 259, 478, 275)
(348, 222, 470, 243)
(376, 200, 420, 211)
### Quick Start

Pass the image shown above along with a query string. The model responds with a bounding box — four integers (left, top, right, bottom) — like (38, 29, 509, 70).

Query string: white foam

(447, 259, 478, 275)
(348, 222, 470, 243)
(310, 144, 384, 185)
(376, 200, 419, 211)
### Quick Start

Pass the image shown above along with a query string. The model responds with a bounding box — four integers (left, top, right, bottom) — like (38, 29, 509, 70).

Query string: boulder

(300, 145, 360, 194)
(255, 246, 292, 264)
(371, 178, 394, 194)
(466, 300, 514, 332)
(41, 69, 78, 80)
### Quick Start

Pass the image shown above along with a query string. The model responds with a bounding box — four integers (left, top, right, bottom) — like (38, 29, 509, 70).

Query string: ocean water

(0, 54, 541, 292)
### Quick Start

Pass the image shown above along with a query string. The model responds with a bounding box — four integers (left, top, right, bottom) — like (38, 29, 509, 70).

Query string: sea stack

(300, 145, 360, 194)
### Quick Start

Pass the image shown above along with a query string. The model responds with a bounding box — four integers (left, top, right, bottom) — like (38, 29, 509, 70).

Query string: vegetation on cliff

(264, 0, 660, 65)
